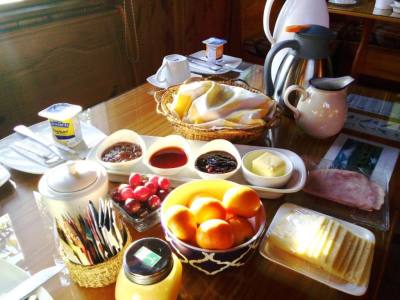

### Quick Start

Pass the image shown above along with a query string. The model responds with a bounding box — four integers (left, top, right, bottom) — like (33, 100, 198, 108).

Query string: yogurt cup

(38, 103, 83, 148)
(202, 37, 227, 63)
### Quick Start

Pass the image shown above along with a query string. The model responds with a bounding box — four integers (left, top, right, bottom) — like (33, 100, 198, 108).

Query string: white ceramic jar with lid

(37, 160, 108, 220)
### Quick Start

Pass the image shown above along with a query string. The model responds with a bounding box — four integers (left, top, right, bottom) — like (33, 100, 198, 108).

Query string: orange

(186, 192, 214, 207)
(227, 216, 255, 246)
(189, 197, 226, 224)
(165, 205, 197, 242)
(196, 219, 234, 250)
(222, 185, 261, 218)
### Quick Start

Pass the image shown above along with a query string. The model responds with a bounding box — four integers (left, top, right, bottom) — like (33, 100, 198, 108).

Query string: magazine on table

(320, 133, 399, 190)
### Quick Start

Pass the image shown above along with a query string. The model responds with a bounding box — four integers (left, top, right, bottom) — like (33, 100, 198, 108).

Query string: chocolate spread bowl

(192, 139, 242, 180)
(95, 129, 146, 171)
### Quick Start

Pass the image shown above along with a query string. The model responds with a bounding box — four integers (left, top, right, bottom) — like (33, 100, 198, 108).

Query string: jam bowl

(143, 135, 192, 176)
(160, 179, 266, 275)
(95, 129, 146, 171)
(242, 149, 293, 188)
(193, 139, 241, 180)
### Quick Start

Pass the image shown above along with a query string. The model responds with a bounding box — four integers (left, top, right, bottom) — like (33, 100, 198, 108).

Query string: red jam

(149, 147, 188, 169)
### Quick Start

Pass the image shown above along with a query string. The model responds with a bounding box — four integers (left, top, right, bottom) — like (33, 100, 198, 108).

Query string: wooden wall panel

(126, 0, 232, 85)
(0, 1, 234, 137)
(0, 10, 133, 137)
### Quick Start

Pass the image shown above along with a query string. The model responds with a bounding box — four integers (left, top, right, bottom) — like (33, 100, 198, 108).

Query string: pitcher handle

(283, 85, 307, 120)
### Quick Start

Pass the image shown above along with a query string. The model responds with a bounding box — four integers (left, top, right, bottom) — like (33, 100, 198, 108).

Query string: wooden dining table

(1, 64, 399, 300)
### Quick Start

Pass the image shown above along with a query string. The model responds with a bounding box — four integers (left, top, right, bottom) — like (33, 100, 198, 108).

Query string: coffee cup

(155, 54, 191, 86)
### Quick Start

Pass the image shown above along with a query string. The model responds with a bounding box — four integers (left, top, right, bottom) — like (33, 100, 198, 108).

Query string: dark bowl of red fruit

(144, 135, 192, 176)
(95, 129, 146, 171)
(110, 172, 172, 232)
(193, 139, 241, 180)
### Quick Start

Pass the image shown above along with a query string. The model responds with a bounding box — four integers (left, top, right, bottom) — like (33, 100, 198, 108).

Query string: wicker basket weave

(154, 77, 282, 143)
(63, 229, 132, 288)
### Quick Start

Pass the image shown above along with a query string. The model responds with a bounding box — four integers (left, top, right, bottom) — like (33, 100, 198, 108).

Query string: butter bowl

(193, 139, 241, 180)
(95, 129, 146, 171)
(242, 149, 293, 188)
(143, 135, 192, 176)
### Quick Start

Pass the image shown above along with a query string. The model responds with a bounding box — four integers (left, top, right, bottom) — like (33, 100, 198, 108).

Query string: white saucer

(188, 50, 242, 75)
(0, 164, 10, 187)
(146, 73, 201, 89)
(0, 121, 106, 175)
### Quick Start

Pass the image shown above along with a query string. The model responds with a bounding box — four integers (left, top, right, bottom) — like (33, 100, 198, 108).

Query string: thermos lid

(123, 238, 173, 285)
(297, 25, 335, 40)
(46, 160, 99, 193)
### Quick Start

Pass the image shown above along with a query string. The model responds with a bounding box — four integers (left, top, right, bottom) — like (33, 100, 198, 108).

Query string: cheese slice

(352, 241, 373, 285)
(338, 237, 361, 277)
(358, 243, 374, 286)
(320, 221, 341, 263)
(326, 230, 352, 271)
(268, 211, 326, 255)
(306, 219, 332, 260)
(343, 239, 366, 284)
(251, 151, 286, 177)
(311, 220, 334, 259)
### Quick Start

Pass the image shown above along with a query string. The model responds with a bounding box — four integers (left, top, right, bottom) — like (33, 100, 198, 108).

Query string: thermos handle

(263, 0, 275, 44)
(283, 85, 308, 120)
(264, 39, 299, 97)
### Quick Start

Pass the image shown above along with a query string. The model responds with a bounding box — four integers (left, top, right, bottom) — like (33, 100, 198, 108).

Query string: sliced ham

(303, 169, 385, 211)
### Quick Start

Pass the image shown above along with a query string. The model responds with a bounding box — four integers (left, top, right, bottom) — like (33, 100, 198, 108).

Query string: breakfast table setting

(0, 31, 399, 300)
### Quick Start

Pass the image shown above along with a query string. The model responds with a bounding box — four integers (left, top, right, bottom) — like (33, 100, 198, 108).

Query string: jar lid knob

(66, 161, 78, 176)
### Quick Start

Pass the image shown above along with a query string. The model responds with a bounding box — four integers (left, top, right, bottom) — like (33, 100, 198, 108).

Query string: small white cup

(155, 54, 191, 86)
(375, 0, 392, 10)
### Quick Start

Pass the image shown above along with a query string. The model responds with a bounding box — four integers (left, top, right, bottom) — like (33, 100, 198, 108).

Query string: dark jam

(149, 147, 188, 169)
(195, 151, 237, 174)
(101, 142, 142, 163)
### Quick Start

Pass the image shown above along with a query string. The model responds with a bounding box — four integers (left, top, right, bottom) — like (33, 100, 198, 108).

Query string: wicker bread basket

(63, 228, 132, 288)
(154, 77, 282, 143)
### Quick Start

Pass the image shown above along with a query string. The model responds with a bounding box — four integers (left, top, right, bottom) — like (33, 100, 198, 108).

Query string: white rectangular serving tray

(86, 135, 307, 199)
(259, 203, 375, 296)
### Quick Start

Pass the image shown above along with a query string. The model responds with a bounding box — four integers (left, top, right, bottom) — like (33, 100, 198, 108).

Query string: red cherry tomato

(120, 187, 135, 200)
(125, 198, 141, 214)
(129, 173, 142, 187)
(133, 186, 151, 202)
(148, 195, 161, 209)
(158, 177, 170, 190)
(118, 183, 130, 192)
(144, 182, 157, 195)
(111, 189, 125, 203)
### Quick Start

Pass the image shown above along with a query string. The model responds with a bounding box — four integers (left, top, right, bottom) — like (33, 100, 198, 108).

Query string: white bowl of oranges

(160, 179, 266, 275)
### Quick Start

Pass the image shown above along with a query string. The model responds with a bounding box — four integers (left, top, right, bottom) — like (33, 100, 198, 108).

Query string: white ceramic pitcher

(283, 76, 354, 139)
(263, 0, 329, 81)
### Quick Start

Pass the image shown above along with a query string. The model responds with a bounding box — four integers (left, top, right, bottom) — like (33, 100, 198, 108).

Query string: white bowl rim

(95, 129, 146, 167)
(161, 180, 267, 253)
(242, 149, 293, 180)
(143, 135, 192, 171)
